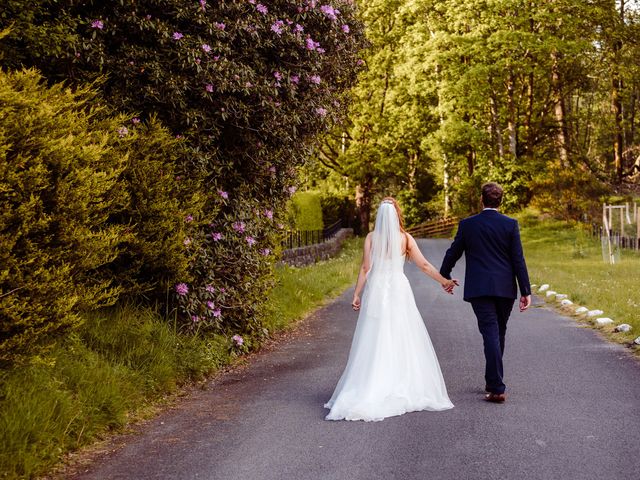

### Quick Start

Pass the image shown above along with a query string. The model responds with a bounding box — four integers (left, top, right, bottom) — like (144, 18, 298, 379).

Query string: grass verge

(0, 237, 362, 479)
(518, 210, 640, 351)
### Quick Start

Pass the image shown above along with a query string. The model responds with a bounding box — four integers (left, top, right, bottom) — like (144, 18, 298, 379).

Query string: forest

(309, 0, 640, 229)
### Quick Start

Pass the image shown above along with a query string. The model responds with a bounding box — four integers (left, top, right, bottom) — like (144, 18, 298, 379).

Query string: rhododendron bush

(0, 0, 365, 343)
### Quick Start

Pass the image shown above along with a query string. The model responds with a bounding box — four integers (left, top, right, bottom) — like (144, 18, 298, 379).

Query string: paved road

(73, 240, 640, 480)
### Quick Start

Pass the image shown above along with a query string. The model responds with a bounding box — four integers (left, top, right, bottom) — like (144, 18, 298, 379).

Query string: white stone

(595, 317, 614, 326)
(614, 324, 632, 333)
(634, 337, 640, 345)
(575, 306, 588, 314)
(561, 299, 574, 306)
(555, 294, 568, 301)
(587, 309, 604, 317)
(545, 290, 558, 297)
(538, 284, 550, 292)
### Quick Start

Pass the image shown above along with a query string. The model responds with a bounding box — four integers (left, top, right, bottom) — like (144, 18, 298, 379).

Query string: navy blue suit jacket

(440, 210, 531, 302)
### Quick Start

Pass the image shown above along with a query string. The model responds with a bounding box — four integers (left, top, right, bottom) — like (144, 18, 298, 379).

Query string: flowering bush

(1, 1, 366, 340)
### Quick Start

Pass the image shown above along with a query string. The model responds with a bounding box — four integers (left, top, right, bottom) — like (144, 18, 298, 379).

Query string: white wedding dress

(324, 202, 453, 421)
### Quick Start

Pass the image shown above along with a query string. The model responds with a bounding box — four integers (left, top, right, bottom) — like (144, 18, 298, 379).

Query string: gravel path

(72, 239, 640, 480)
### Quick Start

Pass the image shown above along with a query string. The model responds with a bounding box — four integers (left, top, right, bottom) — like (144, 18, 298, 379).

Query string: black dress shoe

(484, 393, 506, 403)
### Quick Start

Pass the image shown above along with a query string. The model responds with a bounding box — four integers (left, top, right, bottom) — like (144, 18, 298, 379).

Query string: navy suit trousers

(470, 296, 515, 395)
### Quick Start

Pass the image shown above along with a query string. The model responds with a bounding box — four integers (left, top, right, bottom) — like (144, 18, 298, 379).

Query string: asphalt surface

(73, 239, 640, 480)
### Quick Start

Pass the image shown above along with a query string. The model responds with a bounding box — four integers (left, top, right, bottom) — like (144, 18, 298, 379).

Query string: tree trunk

(551, 50, 570, 167)
(611, 0, 625, 183)
(355, 175, 373, 234)
(506, 70, 517, 158)
(489, 89, 504, 162)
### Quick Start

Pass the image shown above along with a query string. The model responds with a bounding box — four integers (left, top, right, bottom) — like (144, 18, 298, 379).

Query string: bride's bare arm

(406, 234, 457, 293)
(352, 233, 373, 310)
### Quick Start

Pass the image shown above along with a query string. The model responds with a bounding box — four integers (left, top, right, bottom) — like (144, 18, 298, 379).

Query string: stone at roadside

(595, 318, 614, 326)
(575, 306, 588, 314)
(614, 324, 632, 333)
(587, 309, 604, 317)
(538, 284, 550, 292)
(634, 337, 640, 345)
(545, 290, 557, 297)
(561, 299, 573, 306)
(555, 294, 568, 300)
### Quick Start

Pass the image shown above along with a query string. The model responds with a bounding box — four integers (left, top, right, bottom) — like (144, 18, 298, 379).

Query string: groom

(440, 182, 531, 403)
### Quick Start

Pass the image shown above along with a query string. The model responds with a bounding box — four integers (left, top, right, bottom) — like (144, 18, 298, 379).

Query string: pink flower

(205, 83, 214, 92)
(205, 285, 215, 293)
(175, 283, 189, 296)
(192, 315, 200, 323)
(278, 223, 285, 229)
(357, 59, 365, 66)
(294, 24, 304, 33)
(183, 237, 192, 246)
(260, 248, 271, 256)
(268, 165, 277, 174)
(212, 308, 222, 318)
(233, 221, 246, 233)
(218, 190, 229, 199)
(288, 186, 297, 195)
(91, 20, 104, 29)
(185, 214, 194, 222)
(309, 75, 321, 85)
(316, 107, 328, 117)
(232, 334, 244, 345)
(195, 57, 201, 65)
(256, 4, 268, 14)
(202, 44, 212, 53)
(264, 209, 274, 219)
(271, 20, 285, 35)
(245, 236, 256, 246)
(145, 14, 152, 20)
(290, 75, 300, 84)
(273, 71, 283, 81)
(117, 126, 129, 137)
(320, 5, 338, 20)
(317, 48, 325, 54)
(131, 117, 141, 124)
(245, 81, 253, 88)
(342, 24, 350, 33)
(305, 38, 319, 51)
(173, 32, 184, 40)
(206, 301, 215, 310)
(213, 22, 226, 30)
(211, 232, 223, 241)
(199, 0, 206, 10)
(219, 287, 227, 293)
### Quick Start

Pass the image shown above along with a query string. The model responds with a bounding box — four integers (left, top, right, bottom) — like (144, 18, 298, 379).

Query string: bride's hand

(441, 278, 458, 294)
(352, 295, 361, 311)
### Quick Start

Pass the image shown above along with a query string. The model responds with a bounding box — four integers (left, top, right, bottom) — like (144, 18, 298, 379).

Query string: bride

(324, 197, 456, 421)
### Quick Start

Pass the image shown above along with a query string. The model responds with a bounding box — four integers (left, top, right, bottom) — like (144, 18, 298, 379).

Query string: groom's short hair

(481, 182, 503, 208)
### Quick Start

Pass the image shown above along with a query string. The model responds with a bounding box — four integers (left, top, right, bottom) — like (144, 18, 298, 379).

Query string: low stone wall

(280, 228, 354, 267)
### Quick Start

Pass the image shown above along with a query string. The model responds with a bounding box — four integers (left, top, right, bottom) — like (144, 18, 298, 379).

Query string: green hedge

(290, 191, 324, 231)
(0, 69, 198, 362)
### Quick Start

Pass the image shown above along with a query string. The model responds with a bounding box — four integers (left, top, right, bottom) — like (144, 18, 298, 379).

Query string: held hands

(441, 278, 459, 295)
(519, 295, 532, 312)
(352, 294, 361, 311)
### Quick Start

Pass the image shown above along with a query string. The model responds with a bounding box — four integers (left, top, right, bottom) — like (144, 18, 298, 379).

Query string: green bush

(0, 70, 126, 362)
(290, 191, 324, 231)
(320, 192, 358, 229)
(0, 1, 367, 336)
(0, 69, 199, 362)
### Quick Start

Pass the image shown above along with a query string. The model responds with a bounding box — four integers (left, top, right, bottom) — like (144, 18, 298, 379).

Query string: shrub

(1, 1, 367, 336)
(0, 70, 198, 362)
(290, 191, 324, 231)
(320, 192, 358, 229)
(0, 70, 126, 362)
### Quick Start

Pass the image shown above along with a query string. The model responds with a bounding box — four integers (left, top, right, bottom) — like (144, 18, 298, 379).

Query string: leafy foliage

(290, 191, 324, 230)
(0, 1, 366, 335)
(0, 69, 198, 361)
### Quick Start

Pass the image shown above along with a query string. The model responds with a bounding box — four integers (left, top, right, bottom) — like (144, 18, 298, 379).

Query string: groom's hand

(519, 295, 532, 312)
(442, 279, 459, 294)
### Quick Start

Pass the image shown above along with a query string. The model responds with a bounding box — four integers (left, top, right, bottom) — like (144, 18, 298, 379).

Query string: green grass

(518, 209, 640, 349)
(0, 238, 362, 479)
(263, 237, 362, 332)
